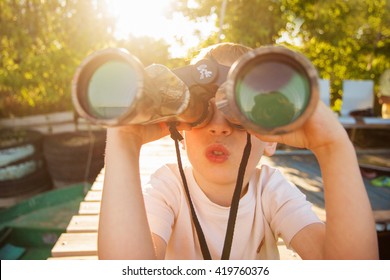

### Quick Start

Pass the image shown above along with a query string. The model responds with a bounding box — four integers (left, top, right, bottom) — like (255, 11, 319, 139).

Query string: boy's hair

(192, 42, 253, 66)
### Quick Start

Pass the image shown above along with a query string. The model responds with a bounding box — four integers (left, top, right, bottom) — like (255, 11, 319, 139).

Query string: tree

(118, 36, 170, 67)
(0, 0, 118, 117)
(173, 0, 390, 113)
(0, 0, 174, 118)
(280, 0, 390, 112)
(172, 0, 287, 48)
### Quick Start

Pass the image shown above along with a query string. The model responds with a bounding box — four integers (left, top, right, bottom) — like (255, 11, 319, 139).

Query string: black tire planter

(0, 154, 42, 181)
(43, 130, 106, 188)
(0, 129, 52, 202)
(0, 128, 44, 154)
(0, 162, 52, 198)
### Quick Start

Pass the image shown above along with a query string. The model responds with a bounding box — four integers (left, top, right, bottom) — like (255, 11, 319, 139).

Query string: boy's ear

(264, 142, 277, 156)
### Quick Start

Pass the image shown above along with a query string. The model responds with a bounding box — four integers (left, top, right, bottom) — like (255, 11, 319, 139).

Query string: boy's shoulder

(148, 163, 192, 187)
(151, 163, 183, 178)
(255, 163, 283, 180)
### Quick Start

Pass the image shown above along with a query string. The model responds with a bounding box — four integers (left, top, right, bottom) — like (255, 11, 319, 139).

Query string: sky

(106, 0, 217, 58)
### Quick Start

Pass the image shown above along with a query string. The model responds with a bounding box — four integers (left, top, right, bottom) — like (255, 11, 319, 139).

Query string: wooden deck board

(373, 210, 390, 222)
(84, 190, 102, 202)
(51, 232, 97, 257)
(66, 215, 99, 233)
(48, 255, 98, 260)
(78, 201, 101, 215)
(90, 181, 103, 191)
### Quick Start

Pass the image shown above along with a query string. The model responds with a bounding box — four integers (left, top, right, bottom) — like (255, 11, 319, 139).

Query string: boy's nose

(207, 108, 233, 136)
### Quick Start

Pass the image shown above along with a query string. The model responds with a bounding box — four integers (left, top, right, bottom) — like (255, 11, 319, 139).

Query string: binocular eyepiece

(72, 46, 319, 134)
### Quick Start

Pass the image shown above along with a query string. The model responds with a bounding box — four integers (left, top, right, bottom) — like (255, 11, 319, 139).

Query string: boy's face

(184, 100, 276, 187)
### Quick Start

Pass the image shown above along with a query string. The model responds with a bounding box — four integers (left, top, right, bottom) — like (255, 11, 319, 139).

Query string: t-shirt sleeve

(142, 165, 181, 243)
(260, 166, 322, 247)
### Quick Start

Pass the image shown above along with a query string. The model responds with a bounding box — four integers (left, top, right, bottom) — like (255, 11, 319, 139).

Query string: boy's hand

(250, 101, 349, 153)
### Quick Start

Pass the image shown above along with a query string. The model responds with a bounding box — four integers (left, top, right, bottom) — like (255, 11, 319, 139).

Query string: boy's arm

(253, 102, 379, 259)
(311, 132, 377, 259)
(290, 137, 378, 259)
(98, 126, 168, 259)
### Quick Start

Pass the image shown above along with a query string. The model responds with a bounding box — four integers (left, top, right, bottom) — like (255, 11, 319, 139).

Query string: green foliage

(172, 0, 287, 47)
(2, 0, 389, 117)
(0, 0, 115, 117)
(0, 0, 170, 118)
(174, 0, 390, 114)
(117, 36, 170, 67)
(281, 0, 390, 113)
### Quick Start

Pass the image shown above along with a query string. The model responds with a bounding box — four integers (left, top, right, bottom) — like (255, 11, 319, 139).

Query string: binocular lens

(235, 61, 310, 129)
(87, 61, 140, 119)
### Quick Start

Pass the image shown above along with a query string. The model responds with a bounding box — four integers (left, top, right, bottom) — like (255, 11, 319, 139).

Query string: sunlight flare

(105, 0, 216, 57)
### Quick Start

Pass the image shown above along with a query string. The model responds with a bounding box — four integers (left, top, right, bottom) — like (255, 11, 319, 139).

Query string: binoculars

(72, 46, 319, 135)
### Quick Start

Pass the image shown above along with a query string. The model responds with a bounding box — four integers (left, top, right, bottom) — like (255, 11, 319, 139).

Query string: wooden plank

(66, 215, 99, 233)
(79, 201, 101, 215)
(84, 190, 102, 202)
(48, 255, 98, 260)
(51, 233, 97, 257)
(95, 171, 105, 182)
(358, 154, 390, 172)
(91, 181, 103, 191)
(373, 210, 390, 222)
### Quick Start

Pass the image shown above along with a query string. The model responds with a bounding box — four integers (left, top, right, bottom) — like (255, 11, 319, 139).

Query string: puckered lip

(205, 144, 230, 163)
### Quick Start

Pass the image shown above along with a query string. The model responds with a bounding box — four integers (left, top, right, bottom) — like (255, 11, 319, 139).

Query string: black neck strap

(168, 123, 252, 260)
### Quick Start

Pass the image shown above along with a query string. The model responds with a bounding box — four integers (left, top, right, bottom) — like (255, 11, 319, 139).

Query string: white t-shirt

(143, 163, 321, 260)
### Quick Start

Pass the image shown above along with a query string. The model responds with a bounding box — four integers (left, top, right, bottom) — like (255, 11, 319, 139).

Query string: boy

(98, 43, 378, 259)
